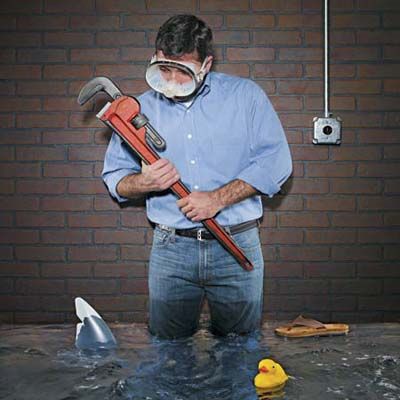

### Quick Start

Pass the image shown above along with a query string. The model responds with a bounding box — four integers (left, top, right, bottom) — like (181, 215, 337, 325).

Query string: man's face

(155, 50, 213, 85)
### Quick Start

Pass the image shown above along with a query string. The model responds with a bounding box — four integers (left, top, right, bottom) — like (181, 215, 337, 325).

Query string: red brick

(264, 262, 303, 278)
(357, 262, 398, 278)
(358, 129, 400, 144)
(254, 0, 300, 10)
(226, 14, 275, 28)
(332, 47, 379, 62)
(383, 13, 400, 28)
(359, 229, 400, 244)
(18, 49, 66, 63)
(43, 130, 93, 145)
(15, 312, 65, 324)
(306, 229, 356, 244)
(17, 113, 67, 128)
(95, 64, 145, 79)
(121, 212, 150, 227)
(305, 95, 355, 111)
(96, 0, 145, 13)
(303, 0, 355, 11)
(0, 0, 41, 13)
(68, 213, 117, 228)
(384, 79, 400, 93)
(0, 146, 14, 161)
(226, 47, 274, 61)
(280, 246, 330, 261)
(44, 0, 94, 13)
(94, 262, 146, 278)
(68, 146, 106, 161)
(359, 196, 400, 211)
(0, 229, 39, 244)
(0, 82, 15, 96)
(359, 295, 400, 311)
(253, 31, 301, 46)
(121, 278, 148, 294)
(0, 65, 41, 80)
(385, 112, 400, 127)
(67, 279, 118, 294)
(0, 211, 13, 226)
(279, 80, 322, 94)
(70, 15, 120, 30)
(17, 81, 66, 96)
(0, 263, 39, 277)
(384, 45, 400, 60)
(256, 80, 276, 95)
(16, 146, 65, 161)
(17, 15, 68, 30)
(41, 196, 92, 211)
(42, 163, 92, 178)
(254, 63, 302, 78)
(385, 245, 400, 260)
(0, 196, 39, 211)
(44, 32, 94, 47)
(71, 46, 120, 63)
(306, 196, 356, 211)
(270, 96, 302, 111)
(260, 228, 303, 244)
(291, 145, 328, 161)
(385, 179, 400, 193)
(359, 64, 400, 78)
(16, 246, 65, 261)
(0, 114, 14, 128)
(307, 163, 356, 178)
(213, 63, 249, 78)
(0, 15, 16, 30)
(68, 246, 118, 261)
(200, 0, 248, 10)
(0, 49, 15, 63)
(280, 212, 329, 227)
(0, 180, 14, 194)
(278, 14, 320, 28)
(279, 279, 329, 294)
(384, 212, 400, 226)
(358, 0, 400, 10)
(290, 178, 329, 194)
(305, 64, 356, 78)
(68, 179, 108, 195)
(332, 14, 380, 28)
(86, 295, 146, 312)
(96, 31, 146, 47)
(279, 48, 322, 61)
(213, 31, 250, 45)
(121, 245, 150, 261)
(41, 263, 92, 278)
(44, 65, 92, 80)
(16, 179, 66, 194)
(42, 229, 92, 244)
(16, 212, 65, 227)
(306, 295, 357, 312)
(0, 163, 40, 178)
(0, 33, 41, 47)
(95, 229, 146, 244)
(340, 112, 382, 128)
(16, 278, 65, 294)
(332, 246, 381, 261)
(121, 47, 154, 62)
(304, 262, 356, 278)
(332, 146, 382, 160)
(331, 179, 382, 194)
(94, 195, 126, 211)
(384, 145, 400, 159)
(358, 163, 399, 178)
(0, 295, 41, 311)
(332, 79, 381, 94)
(357, 30, 400, 45)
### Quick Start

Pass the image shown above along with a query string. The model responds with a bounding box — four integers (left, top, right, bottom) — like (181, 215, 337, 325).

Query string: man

(102, 15, 292, 339)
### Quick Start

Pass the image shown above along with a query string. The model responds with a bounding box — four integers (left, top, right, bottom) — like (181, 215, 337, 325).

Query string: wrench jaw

(77, 77, 123, 106)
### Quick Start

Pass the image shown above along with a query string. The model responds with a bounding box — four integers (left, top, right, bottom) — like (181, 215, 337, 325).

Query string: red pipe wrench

(78, 77, 254, 271)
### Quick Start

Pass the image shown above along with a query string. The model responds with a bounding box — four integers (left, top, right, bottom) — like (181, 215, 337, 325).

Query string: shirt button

(187, 134, 192, 139)
(190, 160, 196, 165)
(194, 185, 199, 190)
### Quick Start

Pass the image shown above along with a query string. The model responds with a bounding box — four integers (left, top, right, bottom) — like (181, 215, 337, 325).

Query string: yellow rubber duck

(254, 359, 288, 392)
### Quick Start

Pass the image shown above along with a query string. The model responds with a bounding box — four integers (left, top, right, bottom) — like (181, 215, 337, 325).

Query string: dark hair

(155, 15, 213, 62)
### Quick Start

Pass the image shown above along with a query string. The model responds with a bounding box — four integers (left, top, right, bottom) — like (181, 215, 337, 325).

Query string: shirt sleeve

(101, 132, 142, 203)
(237, 84, 293, 198)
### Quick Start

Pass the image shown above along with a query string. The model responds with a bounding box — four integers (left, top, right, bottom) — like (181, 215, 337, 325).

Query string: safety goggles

(145, 55, 208, 99)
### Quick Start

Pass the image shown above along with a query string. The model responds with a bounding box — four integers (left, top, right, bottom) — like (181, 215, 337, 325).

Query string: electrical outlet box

(313, 116, 342, 145)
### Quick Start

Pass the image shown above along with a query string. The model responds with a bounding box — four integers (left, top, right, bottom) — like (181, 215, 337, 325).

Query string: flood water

(0, 322, 399, 399)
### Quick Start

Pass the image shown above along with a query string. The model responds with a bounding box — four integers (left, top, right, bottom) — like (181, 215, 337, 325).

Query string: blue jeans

(148, 225, 264, 339)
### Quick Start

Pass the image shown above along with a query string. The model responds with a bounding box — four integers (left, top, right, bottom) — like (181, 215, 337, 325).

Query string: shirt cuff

(103, 168, 136, 203)
(237, 162, 282, 198)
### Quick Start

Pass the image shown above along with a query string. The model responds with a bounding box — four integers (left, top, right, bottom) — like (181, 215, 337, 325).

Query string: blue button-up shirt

(102, 72, 292, 229)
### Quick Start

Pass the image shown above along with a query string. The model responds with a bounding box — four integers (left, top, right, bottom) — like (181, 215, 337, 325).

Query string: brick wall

(0, 0, 399, 324)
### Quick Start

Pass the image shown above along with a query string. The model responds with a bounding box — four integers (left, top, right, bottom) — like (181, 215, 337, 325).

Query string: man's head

(145, 15, 214, 100)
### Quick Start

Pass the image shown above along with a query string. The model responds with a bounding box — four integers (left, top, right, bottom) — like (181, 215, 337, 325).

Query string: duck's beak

(259, 366, 269, 373)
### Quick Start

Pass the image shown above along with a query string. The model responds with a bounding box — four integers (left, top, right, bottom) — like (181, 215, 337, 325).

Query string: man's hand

(141, 158, 180, 192)
(177, 191, 223, 222)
